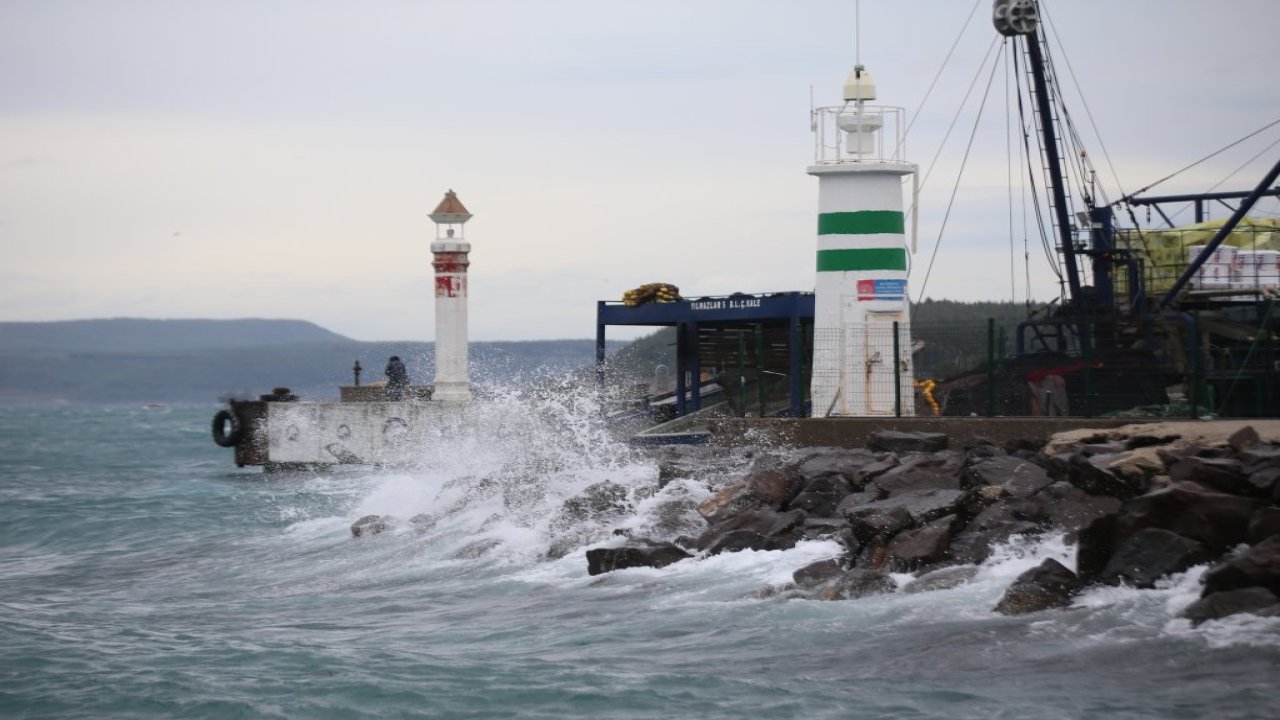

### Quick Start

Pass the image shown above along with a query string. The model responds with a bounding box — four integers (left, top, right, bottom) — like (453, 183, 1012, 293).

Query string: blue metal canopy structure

(596, 291, 815, 418)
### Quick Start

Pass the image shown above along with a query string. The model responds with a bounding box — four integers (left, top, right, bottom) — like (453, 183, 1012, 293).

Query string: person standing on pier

(384, 356, 409, 401)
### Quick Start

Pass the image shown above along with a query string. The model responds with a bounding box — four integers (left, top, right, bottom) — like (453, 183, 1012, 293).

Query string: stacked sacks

(622, 283, 682, 307)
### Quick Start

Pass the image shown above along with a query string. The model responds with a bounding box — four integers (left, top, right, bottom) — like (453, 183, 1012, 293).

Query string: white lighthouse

(429, 189, 473, 403)
(808, 65, 918, 416)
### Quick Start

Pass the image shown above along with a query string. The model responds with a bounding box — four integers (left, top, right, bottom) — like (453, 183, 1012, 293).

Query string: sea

(2, 400, 1278, 719)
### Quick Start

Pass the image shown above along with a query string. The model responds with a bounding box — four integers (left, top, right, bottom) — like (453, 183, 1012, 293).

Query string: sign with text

(857, 278, 907, 301)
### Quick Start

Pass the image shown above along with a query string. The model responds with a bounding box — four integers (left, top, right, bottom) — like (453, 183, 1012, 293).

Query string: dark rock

(903, 565, 980, 594)
(874, 452, 963, 497)
(787, 490, 845, 518)
(744, 468, 805, 508)
(962, 456, 1055, 497)
(795, 449, 882, 488)
(695, 507, 806, 551)
(793, 558, 844, 588)
(1075, 513, 1119, 583)
(868, 430, 948, 454)
(1111, 483, 1261, 554)
(1180, 587, 1280, 625)
(1125, 434, 1181, 450)
(949, 500, 1044, 564)
(1228, 425, 1261, 453)
(697, 481, 761, 523)
(844, 505, 913, 543)
(1249, 507, 1280, 543)
(1067, 453, 1145, 499)
(853, 456, 900, 487)
(559, 481, 632, 524)
(449, 538, 501, 559)
(993, 559, 1080, 615)
(1167, 456, 1258, 497)
(885, 515, 957, 571)
(963, 442, 1006, 467)
(843, 488, 966, 528)
(1201, 535, 1280, 597)
(351, 515, 391, 537)
(408, 513, 437, 533)
(586, 540, 692, 575)
(1080, 441, 1129, 457)
(818, 568, 897, 600)
(1004, 436, 1047, 454)
(1032, 481, 1122, 536)
(705, 529, 776, 555)
(1097, 528, 1212, 588)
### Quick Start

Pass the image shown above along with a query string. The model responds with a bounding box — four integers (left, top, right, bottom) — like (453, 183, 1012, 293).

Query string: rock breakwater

(590, 422, 1280, 623)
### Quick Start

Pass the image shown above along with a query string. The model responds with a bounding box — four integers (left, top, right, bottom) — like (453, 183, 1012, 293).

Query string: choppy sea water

(1, 402, 1278, 720)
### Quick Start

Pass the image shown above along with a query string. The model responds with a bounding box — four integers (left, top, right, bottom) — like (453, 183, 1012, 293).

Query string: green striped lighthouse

(808, 65, 918, 416)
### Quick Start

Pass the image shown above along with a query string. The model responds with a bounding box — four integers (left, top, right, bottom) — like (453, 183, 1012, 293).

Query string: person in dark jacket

(385, 356, 409, 401)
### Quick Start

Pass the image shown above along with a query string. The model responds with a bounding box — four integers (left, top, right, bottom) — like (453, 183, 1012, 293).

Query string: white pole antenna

(854, 0, 861, 67)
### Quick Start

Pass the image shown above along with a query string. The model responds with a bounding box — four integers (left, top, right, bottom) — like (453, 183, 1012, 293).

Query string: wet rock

(874, 452, 963, 497)
(962, 456, 1054, 498)
(586, 540, 692, 575)
(1227, 425, 1261, 453)
(1097, 528, 1212, 588)
(842, 488, 966, 528)
(1067, 453, 1146, 499)
(843, 504, 913, 543)
(351, 515, 391, 537)
(1111, 483, 1261, 554)
(818, 568, 897, 600)
(705, 529, 779, 555)
(903, 565, 980, 594)
(409, 513, 437, 533)
(695, 507, 805, 551)
(449, 538, 502, 559)
(1167, 456, 1259, 497)
(558, 481, 632, 525)
(948, 500, 1043, 564)
(787, 475, 853, 517)
(1248, 507, 1280, 543)
(993, 558, 1080, 615)
(792, 558, 844, 589)
(744, 468, 805, 508)
(1032, 481, 1121, 535)
(868, 430, 949, 454)
(697, 481, 761, 523)
(962, 441, 1006, 467)
(1180, 587, 1280, 625)
(795, 448, 882, 488)
(885, 514, 957, 571)
(1201, 535, 1280, 597)
(852, 456, 900, 487)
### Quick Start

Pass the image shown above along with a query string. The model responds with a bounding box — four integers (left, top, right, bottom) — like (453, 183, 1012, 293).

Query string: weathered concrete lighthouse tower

(429, 190, 473, 403)
(808, 61, 918, 416)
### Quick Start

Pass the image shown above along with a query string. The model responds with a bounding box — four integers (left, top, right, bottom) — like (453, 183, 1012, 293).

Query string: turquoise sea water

(1, 403, 1278, 719)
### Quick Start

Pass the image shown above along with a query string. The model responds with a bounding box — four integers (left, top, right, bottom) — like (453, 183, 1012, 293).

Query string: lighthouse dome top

(429, 190, 472, 225)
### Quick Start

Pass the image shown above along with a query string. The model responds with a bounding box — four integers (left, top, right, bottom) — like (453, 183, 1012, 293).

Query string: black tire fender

(212, 409, 242, 447)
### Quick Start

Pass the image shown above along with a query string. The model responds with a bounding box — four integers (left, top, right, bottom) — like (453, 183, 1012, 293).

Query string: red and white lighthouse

(428, 190, 473, 403)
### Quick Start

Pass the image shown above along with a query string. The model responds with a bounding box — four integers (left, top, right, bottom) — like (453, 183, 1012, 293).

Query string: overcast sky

(2, 0, 1278, 341)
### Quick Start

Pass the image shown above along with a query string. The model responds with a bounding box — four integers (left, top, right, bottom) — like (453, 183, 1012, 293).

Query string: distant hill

(0, 318, 351, 354)
(0, 319, 622, 404)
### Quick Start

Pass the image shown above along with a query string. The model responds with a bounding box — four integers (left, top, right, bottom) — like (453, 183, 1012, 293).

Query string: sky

(2, 0, 1279, 342)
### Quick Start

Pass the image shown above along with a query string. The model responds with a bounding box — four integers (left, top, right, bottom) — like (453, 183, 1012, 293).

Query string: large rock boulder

(1097, 528, 1212, 588)
(868, 430, 949, 454)
(787, 475, 853, 517)
(695, 507, 806, 552)
(1180, 587, 1280, 625)
(872, 452, 963, 497)
(842, 488, 967, 528)
(743, 468, 805, 508)
(586, 540, 692, 575)
(351, 515, 392, 537)
(948, 500, 1043, 564)
(792, 558, 845, 589)
(794, 448, 884, 489)
(903, 565, 980, 594)
(1167, 456, 1263, 497)
(697, 481, 761, 523)
(1032, 481, 1121, 536)
(885, 514, 957, 571)
(994, 558, 1081, 615)
(962, 456, 1055, 498)
(1111, 484, 1261, 554)
(1200, 535, 1280, 597)
(818, 568, 898, 600)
